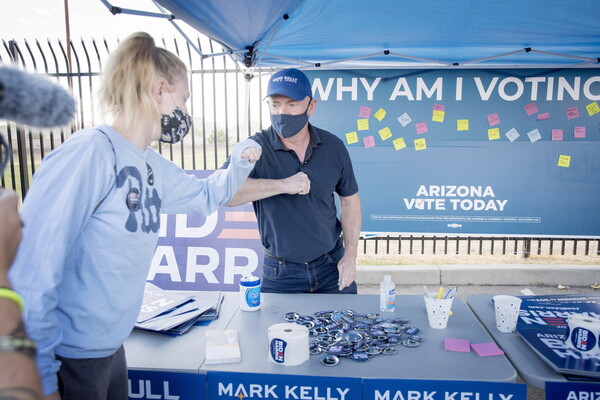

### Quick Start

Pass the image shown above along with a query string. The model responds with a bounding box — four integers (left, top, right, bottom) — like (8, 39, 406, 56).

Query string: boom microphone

(0, 65, 76, 128)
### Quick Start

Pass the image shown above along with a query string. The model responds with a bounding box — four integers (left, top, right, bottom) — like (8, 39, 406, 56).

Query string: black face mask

(160, 107, 192, 144)
(270, 101, 311, 138)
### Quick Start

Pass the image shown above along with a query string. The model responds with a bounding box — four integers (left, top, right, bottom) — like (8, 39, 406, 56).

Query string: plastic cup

(424, 296, 454, 329)
(492, 295, 522, 333)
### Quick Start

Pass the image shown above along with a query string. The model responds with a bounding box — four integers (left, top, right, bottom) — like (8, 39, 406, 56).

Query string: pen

(436, 287, 445, 300)
(423, 286, 432, 298)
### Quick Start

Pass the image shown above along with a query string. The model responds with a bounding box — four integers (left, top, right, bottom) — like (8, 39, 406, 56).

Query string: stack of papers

(205, 330, 242, 365)
(134, 283, 224, 336)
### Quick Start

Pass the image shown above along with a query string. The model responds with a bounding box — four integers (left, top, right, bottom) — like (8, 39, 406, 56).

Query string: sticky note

(505, 128, 520, 142)
(537, 112, 550, 120)
(471, 343, 504, 357)
(363, 136, 375, 148)
(433, 104, 445, 112)
(551, 129, 564, 141)
(558, 155, 571, 168)
(378, 127, 393, 141)
(414, 138, 427, 151)
(357, 119, 369, 131)
(397, 112, 412, 127)
(345, 131, 358, 144)
(358, 106, 372, 119)
(393, 137, 406, 151)
(488, 128, 500, 141)
(527, 129, 542, 143)
(457, 119, 469, 131)
(444, 338, 470, 352)
(586, 101, 600, 116)
(574, 126, 586, 138)
(415, 122, 428, 134)
(525, 102, 538, 116)
(432, 110, 445, 123)
(566, 106, 580, 120)
(487, 113, 500, 126)
(374, 108, 386, 121)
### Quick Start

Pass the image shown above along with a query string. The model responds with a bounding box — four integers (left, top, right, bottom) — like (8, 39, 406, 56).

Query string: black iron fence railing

(1, 36, 598, 258)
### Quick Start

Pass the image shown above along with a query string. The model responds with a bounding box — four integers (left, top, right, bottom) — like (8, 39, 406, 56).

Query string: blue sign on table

(207, 371, 362, 400)
(546, 381, 600, 400)
(363, 378, 526, 400)
(128, 369, 205, 400)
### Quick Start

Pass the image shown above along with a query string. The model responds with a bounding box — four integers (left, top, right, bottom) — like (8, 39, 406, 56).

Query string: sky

(1, 0, 199, 43)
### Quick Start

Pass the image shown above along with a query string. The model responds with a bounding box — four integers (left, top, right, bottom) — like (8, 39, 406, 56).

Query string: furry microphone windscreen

(0, 65, 76, 128)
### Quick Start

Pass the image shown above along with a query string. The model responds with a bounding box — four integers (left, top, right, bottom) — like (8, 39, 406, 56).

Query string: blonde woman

(9, 32, 261, 400)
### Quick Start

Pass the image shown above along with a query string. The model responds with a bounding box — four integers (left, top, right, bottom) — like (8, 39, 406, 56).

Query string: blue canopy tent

(101, 0, 600, 70)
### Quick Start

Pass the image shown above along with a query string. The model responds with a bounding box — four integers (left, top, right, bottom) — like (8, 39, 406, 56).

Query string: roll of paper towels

(565, 313, 600, 355)
(268, 323, 309, 366)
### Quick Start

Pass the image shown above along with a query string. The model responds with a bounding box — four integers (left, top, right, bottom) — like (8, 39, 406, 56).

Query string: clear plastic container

(379, 275, 396, 312)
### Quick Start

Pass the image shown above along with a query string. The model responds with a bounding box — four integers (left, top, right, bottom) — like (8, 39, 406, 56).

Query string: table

(126, 293, 517, 383)
(466, 294, 570, 388)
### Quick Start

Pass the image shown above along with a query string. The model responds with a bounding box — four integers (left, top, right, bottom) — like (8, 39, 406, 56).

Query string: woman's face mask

(270, 100, 311, 138)
(160, 107, 192, 144)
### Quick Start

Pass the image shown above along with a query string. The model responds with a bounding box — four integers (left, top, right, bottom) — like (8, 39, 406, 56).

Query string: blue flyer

(516, 294, 600, 379)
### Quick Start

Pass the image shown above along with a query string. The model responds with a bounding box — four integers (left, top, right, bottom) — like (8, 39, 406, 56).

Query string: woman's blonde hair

(99, 32, 187, 130)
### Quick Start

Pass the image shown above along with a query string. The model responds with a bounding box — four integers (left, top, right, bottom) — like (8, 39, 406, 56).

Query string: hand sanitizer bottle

(379, 275, 396, 312)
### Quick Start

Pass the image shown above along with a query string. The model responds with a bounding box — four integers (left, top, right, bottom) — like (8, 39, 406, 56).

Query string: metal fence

(1, 36, 598, 258)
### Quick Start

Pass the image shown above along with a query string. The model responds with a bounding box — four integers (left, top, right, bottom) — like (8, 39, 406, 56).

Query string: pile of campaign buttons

(282, 310, 423, 366)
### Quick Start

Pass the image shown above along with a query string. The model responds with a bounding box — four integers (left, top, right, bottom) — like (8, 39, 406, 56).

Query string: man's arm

(337, 193, 362, 290)
(0, 190, 43, 400)
(226, 172, 311, 206)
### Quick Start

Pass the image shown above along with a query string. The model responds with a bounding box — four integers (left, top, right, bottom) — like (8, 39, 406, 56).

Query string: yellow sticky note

(346, 131, 358, 144)
(393, 137, 406, 150)
(558, 155, 571, 168)
(586, 101, 600, 116)
(457, 119, 469, 131)
(357, 119, 369, 131)
(432, 110, 445, 123)
(378, 127, 392, 141)
(374, 108, 386, 121)
(488, 128, 500, 141)
(414, 138, 427, 151)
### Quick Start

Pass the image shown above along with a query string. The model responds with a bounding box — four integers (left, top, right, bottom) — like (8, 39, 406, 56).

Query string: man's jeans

(261, 239, 358, 294)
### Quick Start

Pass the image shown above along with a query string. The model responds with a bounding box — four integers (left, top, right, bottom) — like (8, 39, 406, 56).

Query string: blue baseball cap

(266, 68, 312, 101)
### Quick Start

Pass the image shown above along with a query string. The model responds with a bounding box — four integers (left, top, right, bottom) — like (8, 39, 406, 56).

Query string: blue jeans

(261, 239, 358, 294)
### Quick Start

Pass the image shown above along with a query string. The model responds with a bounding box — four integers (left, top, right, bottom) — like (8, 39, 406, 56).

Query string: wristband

(0, 287, 24, 312)
(0, 336, 37, 358)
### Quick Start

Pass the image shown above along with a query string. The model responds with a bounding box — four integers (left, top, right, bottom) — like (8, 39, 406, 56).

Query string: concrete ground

(355, 264, 600, 400)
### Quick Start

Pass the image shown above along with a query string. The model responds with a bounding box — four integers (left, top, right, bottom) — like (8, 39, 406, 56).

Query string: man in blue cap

(224, 68, 361, 294)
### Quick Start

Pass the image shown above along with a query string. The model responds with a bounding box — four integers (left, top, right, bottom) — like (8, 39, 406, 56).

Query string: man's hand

(240, 146, 262, 163)
(281, 172, 311, 195)
(337, 255, 356, 291)
(0, 189, 21, 284)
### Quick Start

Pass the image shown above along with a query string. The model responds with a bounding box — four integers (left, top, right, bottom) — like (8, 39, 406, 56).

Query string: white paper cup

(492, 295, 522, 333)
(424, 296, 454, 329)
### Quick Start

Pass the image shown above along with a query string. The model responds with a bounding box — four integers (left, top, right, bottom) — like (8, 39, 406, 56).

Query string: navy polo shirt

(241, 124, 358, 263)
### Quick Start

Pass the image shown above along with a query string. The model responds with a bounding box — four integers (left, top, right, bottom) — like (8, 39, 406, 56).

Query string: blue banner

(305, 69, 600, 237)
(128, 369, 205, 400)
(148, 170, 264, 292)
(363, 378, 526, 400)
(207, 371, 362, 400)
(545, 381, 600, 400)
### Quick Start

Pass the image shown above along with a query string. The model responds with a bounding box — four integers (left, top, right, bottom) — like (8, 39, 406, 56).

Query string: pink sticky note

(552, 129, 564, 141)
(487, 113, 500, 126)
(471, 343, 504, 357)
(433, 104, 445, 112)
(537, 112, 550, 120)
(525, 102, 538, 116)
(415, 122, 428, 134)
(574, 127, 586, 138)
(359, 106, 372, 119)
(444, 338, 471, 352)
(363, 136, 375, 148)
(566, 106, 580, 120)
